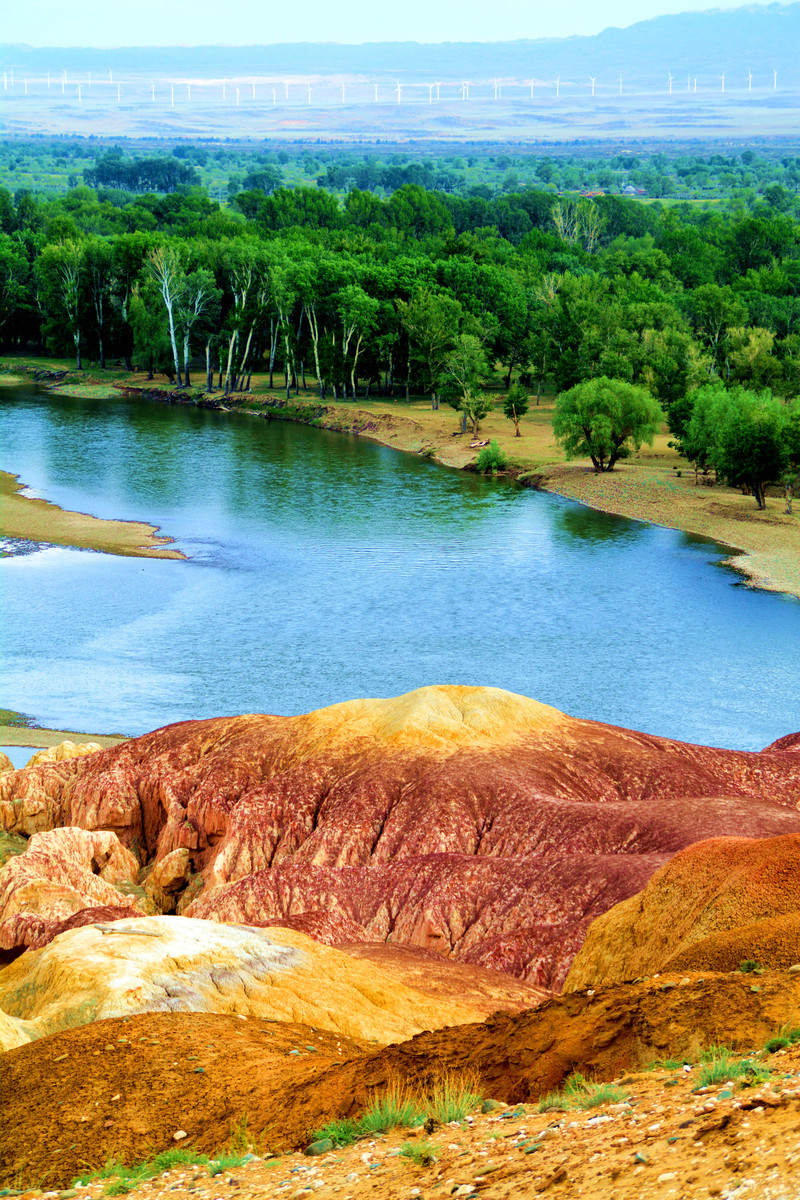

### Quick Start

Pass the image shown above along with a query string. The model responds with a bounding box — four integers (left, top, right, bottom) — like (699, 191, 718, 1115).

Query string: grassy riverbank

(2, 358, 799, 598)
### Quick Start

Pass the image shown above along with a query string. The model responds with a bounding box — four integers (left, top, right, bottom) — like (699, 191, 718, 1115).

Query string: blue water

(0, 385, 798, 750)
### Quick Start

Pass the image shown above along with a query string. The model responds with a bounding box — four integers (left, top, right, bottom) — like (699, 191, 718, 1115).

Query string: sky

(1, 0, 789, 45)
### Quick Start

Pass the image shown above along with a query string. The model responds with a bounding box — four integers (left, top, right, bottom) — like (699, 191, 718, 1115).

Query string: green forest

(1, 141, 799, 502)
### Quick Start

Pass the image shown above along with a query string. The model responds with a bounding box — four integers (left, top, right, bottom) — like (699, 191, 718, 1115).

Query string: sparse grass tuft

(738, 960, 763, 974)
(696, 1048, 765, 1088)
(312, 1116, 361, 1148)
(358, 1079, 427, 1136)
(399, 1140, 438, 1166)
(426, 1070, 483, 1124)
(537, 1072, 630, 1113)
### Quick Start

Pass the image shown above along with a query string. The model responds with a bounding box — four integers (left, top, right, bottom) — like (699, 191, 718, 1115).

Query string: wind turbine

(222, 81, 227, 101)
(341, 82, 346, 103)
(527, 79, 534, 98)
(720, 72, 725, 93)
(774, 68, 778, 90)
(619, 74, 623, 95)
(589, 76, 596, 97)
(77, 83, 82, 102)
(151, 81, 155, 101)
(235, 87, 240, 105)
(284, 80, 289, 99)
(461, 80, 470, 100)
(667, 71, 673, 95)
(374, 83, 379, 101)
(187, 83, 192, 100)
(272, 88, 276, 106)
(427, 83, 434, 103)
(171, 84, 175, 106)
(251, 82, 256, 99)
(435, 81, 441, 100)
(396, 80, 402, 104)
(747, 68, 753, 93)
(555, 76, 561, 98)
(307, 82, 312, 104)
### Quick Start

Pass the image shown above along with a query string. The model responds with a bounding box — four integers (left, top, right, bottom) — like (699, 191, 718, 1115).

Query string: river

(1, 385, 798, 751)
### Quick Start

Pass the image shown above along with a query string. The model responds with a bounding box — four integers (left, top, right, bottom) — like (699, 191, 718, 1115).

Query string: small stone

(345, 1174, 358, 1183)
(480, 1099, 505, 1113)
(453, 1188, 474, 1197)
(304, 1139, 334, 1157)
(788, 964, 800, 974)
(173, 1131, 188, 1141)
(657, 1172, 677, 1183)
(679, 977, 691, 986)
(634, 1152, 649, 1164)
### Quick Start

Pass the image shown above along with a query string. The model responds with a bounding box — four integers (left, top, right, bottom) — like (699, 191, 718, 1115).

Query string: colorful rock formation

(0, 827, 141, 952)
(1, 686, 798, 988)
(565, 831, 800, 989)
(0, 914, 544, 1051)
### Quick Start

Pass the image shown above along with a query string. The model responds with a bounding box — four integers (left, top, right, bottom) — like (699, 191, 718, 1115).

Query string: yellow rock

(24, 741, 103, 769)
(0, 915, 492, 1047)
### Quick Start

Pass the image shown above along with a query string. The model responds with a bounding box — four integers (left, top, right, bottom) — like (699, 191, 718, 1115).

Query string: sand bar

(0, 470, 185, 560)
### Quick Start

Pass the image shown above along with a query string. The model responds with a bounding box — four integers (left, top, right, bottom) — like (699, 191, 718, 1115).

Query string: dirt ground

(5, 971, 800, 1197)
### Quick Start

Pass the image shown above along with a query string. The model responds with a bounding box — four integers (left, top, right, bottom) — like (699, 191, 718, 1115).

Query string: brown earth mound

(565, 832, 800, 990)
(4, 969, 800, 1191)
(2, 686, 799, 988)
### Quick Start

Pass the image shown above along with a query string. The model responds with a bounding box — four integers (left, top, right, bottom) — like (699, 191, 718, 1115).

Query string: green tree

(553, 376, 664, 473)
(441, 334, 491, 434)
(715, 389, 792, 510)
(503, 382, 530, 437)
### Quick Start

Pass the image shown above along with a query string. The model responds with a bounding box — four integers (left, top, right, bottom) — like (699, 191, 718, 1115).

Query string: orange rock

(565, 832, 800, 988)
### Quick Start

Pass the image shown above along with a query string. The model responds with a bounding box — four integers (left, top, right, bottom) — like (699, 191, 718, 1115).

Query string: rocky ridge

(1, 686, 798, 989)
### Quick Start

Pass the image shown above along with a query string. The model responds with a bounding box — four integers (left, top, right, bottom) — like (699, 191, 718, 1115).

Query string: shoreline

(2, 365, 799, 599)
(0, 470, 186, 560)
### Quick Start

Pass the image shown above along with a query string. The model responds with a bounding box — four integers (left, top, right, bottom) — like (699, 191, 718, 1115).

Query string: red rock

(0, 687, 798, 987)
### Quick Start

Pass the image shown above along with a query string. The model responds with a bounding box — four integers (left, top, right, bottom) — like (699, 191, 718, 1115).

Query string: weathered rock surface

(1, 686, 798, 987)
(0, 827, 141, 952)
(565, 832, 800, 989)
(0, 914, 537, 1051)
(0, 751, 13, 775)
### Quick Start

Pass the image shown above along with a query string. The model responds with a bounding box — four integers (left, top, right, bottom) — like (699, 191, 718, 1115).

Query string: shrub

(738, 960, 763, 974)
(312, 1116, 361, 1148)
(476, 440, 507, 473)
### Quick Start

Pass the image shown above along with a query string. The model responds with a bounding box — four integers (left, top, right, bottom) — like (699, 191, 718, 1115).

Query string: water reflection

(552, 503, 643, 547)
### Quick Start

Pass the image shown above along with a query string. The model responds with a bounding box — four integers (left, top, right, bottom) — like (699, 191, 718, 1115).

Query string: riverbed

(1, 384, 798, 751)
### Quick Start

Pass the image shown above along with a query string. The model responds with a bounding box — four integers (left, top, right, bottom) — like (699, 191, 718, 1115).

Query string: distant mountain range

(1, 2, 798, 86)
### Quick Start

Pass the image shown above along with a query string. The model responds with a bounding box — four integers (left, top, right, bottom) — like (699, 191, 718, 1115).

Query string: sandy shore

(0, 470, 185, 560)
